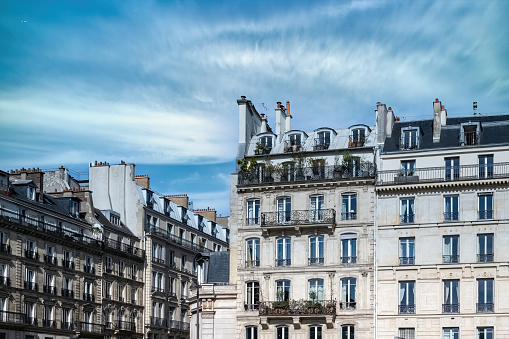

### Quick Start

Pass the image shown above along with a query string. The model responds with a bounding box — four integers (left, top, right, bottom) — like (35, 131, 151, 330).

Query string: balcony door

(277, 197, 291, 223)
(310, 196, 324, 222)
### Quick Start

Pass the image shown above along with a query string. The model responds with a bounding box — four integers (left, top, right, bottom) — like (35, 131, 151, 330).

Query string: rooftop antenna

(473, 101, 478, 115)
(260, 103, 267, 112)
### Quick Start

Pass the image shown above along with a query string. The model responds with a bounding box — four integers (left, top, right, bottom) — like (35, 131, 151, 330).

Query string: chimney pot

(435, 98, 439, 102)
(241, 96, 246, 100)
(388, 107, 392, 111)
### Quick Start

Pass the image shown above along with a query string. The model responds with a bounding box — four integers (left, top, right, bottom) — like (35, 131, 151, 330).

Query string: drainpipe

(374, 146, 379, 339)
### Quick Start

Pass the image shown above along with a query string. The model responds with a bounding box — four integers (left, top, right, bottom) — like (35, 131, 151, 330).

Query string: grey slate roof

(383, 114, 509, 153)
(206, 251, 230, 284)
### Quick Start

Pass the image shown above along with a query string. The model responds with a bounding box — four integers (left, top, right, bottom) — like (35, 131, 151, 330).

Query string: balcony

(0, 276, 10, 286)
(44, 254, 57, 265)
(118, 321, 136, 332)
(152, 257, 165, 265)
(341, 256, 357, 265)
(245, 260, 260, 268)
(284, 141, 302, 153)
(78, 322, 105, 333)
(398, 304, 415, 314)
(275, 259, 291, 267)
(169, 320, 190, 331)
(103, 238, 144, 259)
(443, 255, 459, 264)
(148, 227, 209, 253)
(259, 300, 336, 316)
(43, 285, 57, 295)
(0, 311, 26, 325)
(399, 257, 415, 265)
(150, 316, 167, 328)
(61, 288, 74, 298)
(61, 322, 75, 330)
(25, 317, 38, 326)
(341, 212, 357, 221)
(83, 265, 96, 274)
(308, 257, 324, 266)
(339, 302, 356, 310)
(83, 293, 95, 302)
(62, 259, 75, 270)
(246, 217, 260, 226)
(444, 212, 459, 221)
(377, 162, 509, 186)
(477, 303, 494, 313)
(443, 304, 460, 313)
(313, 138, 330, 151)
(479, 210, 493, 220)
(348, 135, 365, 148)
(260, 209, 335, 233)
(400, 214, 415, 224)
(105, 267, 114, 274)
(478, 254, 494, 263)
(42, 319, 56, 328)
(244, 303, 259, 311)
(24, 250, 39, 260)
(151, 287, 165, 293)
(24, 281, 38, 291)
(238, 163, 375, 186)
(0, 243, 11, 254)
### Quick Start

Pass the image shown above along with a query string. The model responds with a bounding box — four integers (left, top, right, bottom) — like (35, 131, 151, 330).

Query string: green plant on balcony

(309, 158, 325, 176)
(255, 142, 269, 155)
(305, 291, 323, 314)
(237, 157, 257, 174)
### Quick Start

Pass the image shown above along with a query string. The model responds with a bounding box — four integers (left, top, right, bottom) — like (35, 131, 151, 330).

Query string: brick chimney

(166, 194, 189, 208)
(195, 207, 217, 222)
(285, 101, 292, 132)
(10, 168, 44, 202)
(134, 174, 150, 189)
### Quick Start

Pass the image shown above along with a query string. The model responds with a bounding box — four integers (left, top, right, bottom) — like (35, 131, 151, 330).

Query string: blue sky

(1, 0, 508, 215)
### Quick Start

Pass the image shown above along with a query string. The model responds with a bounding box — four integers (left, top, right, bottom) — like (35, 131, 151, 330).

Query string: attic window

(314, 131, 331, 151)
(284, 134, 302, 153)
(70, 200, 79, 218)
(27, 187, 36, 201)
(255, 136, 272, 155)
(110, 214, 120, 225)
(460, 124, 480, 146)
(145, 190, 153, 208)
(400, 127, 420, 150)
(164, 199, 171, 216)
(349, 128, 366, 148)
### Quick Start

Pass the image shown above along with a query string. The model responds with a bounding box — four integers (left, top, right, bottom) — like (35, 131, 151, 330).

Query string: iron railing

(308, 257, 324, 265)
(284, 141, 302, 153)
(24, 281, 38, 291)
(83, 293, 95, 302)
(44, 254, 57, 265)
(443, 255, 459, 264)
(479, 210, 493, 220)
(61, 322, 75, 330)
(0, 311, 26, 324)
(244, 303, 259, 311)
(400, 214, 415, 224)
(152, 257, 165, 265)
(259, 300, 336, 316)
(149, 317, 167, 327)
(78, 322, 105, 333)
(444, 212, 459, 221)
(62, 259, 75, 269)
(443, 304, 460, 313)
(246, 217, 260, 225)
(377, 162, 509, 185)
(339, 302, 356, 310)
(169, 320, 190, 331)
(341, 212, 357, 220)
(0, 276, 10, 286)
(261, 209, 335, 227)
(238, 163, 375, 186)
(148, 227, 209, 253)
(83, 265, 95, 274)
(25, 317, 38, 325)
(61, 288, 74, 298)
(341, 256, 357, 264)
(275, 259, 291, 267)
(43, 285, 57, 295)
(118, 321, 136, 331)
(42, 319, 57, 328)
(477, 303, 494, 313)
(25, 250, 39, 260)
(399, 257, 415, 265)
(103, 238, 144, 258)
(313, 138, 330, 151)
(348, 135, 366, 148)
(0, 243, 11, 254)
(478, 254, 494, 263)
(245, 260, 260, 268)
(398, 305, 415, 314)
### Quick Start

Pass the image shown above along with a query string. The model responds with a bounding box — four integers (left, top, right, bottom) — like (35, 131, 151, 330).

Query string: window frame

(246, 238, 260, 268)
(341, 193, 357, 221)
(276, 237, 291, 267)
(443, 235, 459, 264)
(400, 198, 415, 224)
(246, 199, 260, 225)
(341, 234, 357, 264)
(308, 235, 324, 265)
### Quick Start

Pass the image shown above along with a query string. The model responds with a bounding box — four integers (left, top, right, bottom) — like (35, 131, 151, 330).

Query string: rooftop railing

(377, 163, 509, 185)
(261, 209, 335, 227)
(238, 163, 375, 186)
(103, 238, 144, 258)
(148, 226, 209, 253)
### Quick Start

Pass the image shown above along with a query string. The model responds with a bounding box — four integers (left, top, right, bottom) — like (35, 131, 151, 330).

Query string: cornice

(376, 178, 509, 193)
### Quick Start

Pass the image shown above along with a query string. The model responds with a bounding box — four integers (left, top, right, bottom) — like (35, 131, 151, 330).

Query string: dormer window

(28, 186, 36, 201)
(314, 131, 331, 151)
(284, 134, 302, 153)
(349, 128, 366, 148)
(145, 190, 153, 208)
(460, 123, 480, 146)
(70, 200, 79, 218)
(255, 136, 272, 155)
(110, 214, 120, 225)
(400, 127, 420, 150)
(164, 199, 171, 216)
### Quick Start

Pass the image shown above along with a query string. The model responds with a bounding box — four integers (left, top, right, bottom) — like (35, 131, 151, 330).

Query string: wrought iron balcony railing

(341, 256, 357, 264)
(152, 257, 165, 265)
(308, 257, 324, 265)
(118, 321, 136, 331)
(62, 259, 75, 269)
(0, 243, 11, 254)
(43, 285, 57, 295)
(348, 135, 366, 148)
(238, 163, 375, 186)
(151, 287, 165, 293)
(25, 250, 39, 260)
(42, 319, 56, 328)
(443, 304, 460, 313)
(103, 238, 144, 258)
(78, 322, 105, 333)
(83, 265, 95, 274)
(148, 227, 209, 253)
(400, 214, 415, 224)
(259, 300, 336, 316)
(443, 255, 459, 264)
(61, 322, 75, 330)
(444, 212, 459, 221)
(477, 303, 494, 313)
(24, 281, 38, 291)
(275, 259, 291, 267)
(261, 209, 335, 227)
(25, 317, 38, 325)
(169, 320, 190, 331)
(83, 293, 95, 302)
(284, 141, 302, 153)
(339, 302, 356, 310)
(313, 138, 330, 151)
(0, 276, 10, 286)
(399, 257, 415, 265)
(478, 254, 494, 263)
(150, 316, 167, 327)
(341, 212, 357, 221)
(245, 260, 260, 268)
(61, 288, 74, 298)
(398, 304, 415, 314)
(377, 162, 509, 185)
(479, 210, 493, 220)
(44, 254, 57, 265)
(246, 217, 260, 226)
(244, 303, 259, 311)
(0, 311, 26, 325)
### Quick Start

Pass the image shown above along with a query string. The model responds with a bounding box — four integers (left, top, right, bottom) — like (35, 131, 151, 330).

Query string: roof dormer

(255, 133, 276, 155)
(348, 124, 371, 148)
(283, 130, 308, 153)
(313, 128, 337, 151)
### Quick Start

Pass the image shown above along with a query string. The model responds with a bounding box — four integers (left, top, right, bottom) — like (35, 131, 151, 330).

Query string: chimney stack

(275, 101, 286, 138)
(433, 98, 442, 143)
(441, 105, 447, 126)
(260, 114, 267, 133)
(134, 174, 150, 189)
(285, 101, 292, 132)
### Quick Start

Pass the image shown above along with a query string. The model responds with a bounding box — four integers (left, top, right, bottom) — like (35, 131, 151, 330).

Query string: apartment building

(230, 97, 377, 339)
(375, 99, 509, 339)
(0, 169, 104, 339)
(88, 162, 229, 339)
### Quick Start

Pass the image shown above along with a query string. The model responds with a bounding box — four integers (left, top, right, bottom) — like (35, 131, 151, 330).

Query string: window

(169, 250, 175, 267)
(277, 197, 291, 223)
(69, 200, 79, 218)
(443, 328, 459, 339)
(478, 194, 493, 220)
(309, 235, 324, 265)
(315, 131, 331, 150)
(400, 198, 415, 224)
(399, 237, 415, 265)
(62, 308, 72, 329)
(44, 245, 55, 264)
(276, 237, 291, 266)
(118, 284, 125, 301)
(309, 326, 322, 339)
(341, 234, 357, 264)
(24, 302, 36, 325)
(280, 162, 296, 182)
(350, 128, 366, 147)
(131, 287, 137, 304)
(285, 134, 302, 153)
(62, 276, 72, 296)
(105, 281, 112, 298)
(84, 256, 94, 273)
(0, 262, 8, 286)
(478, 155, 494, 179)
(246, 238, 260, 267)
(445, 157, 460, 181)
(276, 280, 290, 301)
(259, 136, 272, 149)
(245, 326, 258, 339)
(310, 196, 324, 221)
(181, 255, 187, 270)
(399, 281, 415, 314)
(179, 228, 185, 239)
(401, 128, 419, 149)
(63, 250, 73, 269)
(443, 280, 459, 313)
(477, 234, 494, 262)
(44, 273, 55, 294)
(276, 326, 289, 339)
(247, 200, 260, 225)
(477, 279, 494, 313)
(24, 267, 36, 290)
(401, 160, 416, 176)
(106, 257, 113, 272)
(444, 195, 459, 221)
(341, 193, 357, 220)
(245, 281, 259, 311)
(308, 279, 324, 302)
(83, 281, 93, 300)
(132, 264, 138, 279)
(119, 260, 125, 276)
(461, 124, 479, 145)
(477, 327, 493, 339)
(341, 325, 355, 339)
(340, 277, 356, 310)
(181, 281, 187, 299)
(443, 235, 459, 263)
(0, 232, 8, 254)
(310, 159, 326, 178)
(25, 240, 37, 259)
(398, 328, 415, 339)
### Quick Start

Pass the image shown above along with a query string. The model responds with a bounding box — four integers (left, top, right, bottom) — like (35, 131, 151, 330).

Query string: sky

(1, 0, 509, 216)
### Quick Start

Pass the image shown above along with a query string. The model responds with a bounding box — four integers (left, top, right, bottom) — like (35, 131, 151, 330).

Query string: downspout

(373, 146, 379, 339)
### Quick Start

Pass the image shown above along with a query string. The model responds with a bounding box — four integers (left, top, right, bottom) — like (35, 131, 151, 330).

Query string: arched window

(245, 325, 258, 339)
(341, 324, 355, 339)
(246, 238, 260, 267)
(309, 325, 322, 339)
